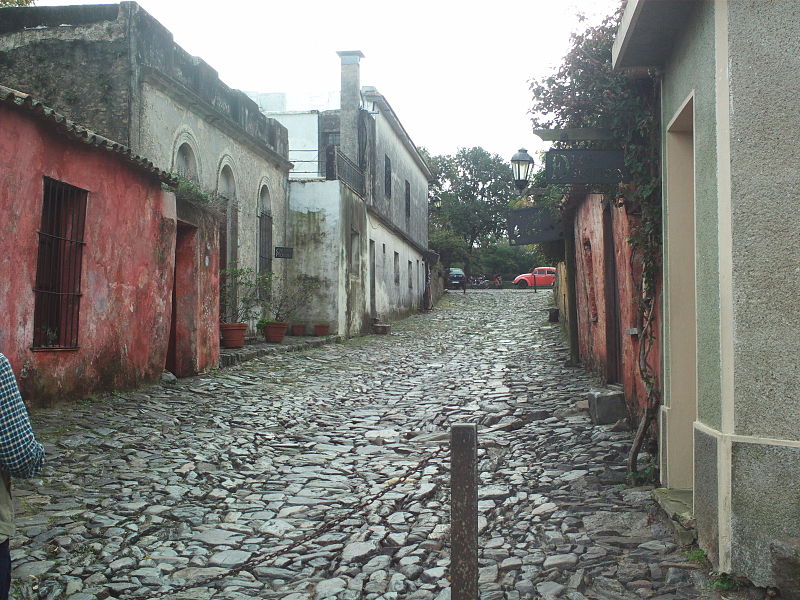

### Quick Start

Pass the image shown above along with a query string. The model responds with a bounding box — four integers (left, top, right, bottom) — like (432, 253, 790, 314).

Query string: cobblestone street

(16, 290, 712, 600)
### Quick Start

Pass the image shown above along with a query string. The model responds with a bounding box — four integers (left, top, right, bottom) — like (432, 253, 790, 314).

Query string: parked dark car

(447, 268, 466, 289)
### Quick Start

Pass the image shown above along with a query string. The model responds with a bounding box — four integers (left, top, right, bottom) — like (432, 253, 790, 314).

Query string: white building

(260, 51, 433, 337)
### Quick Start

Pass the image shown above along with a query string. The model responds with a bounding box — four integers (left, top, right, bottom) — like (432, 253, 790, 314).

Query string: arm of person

(0, 355, 44, 479)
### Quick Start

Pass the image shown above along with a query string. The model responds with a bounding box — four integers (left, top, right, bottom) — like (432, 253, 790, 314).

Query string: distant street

(17, 290, 706, 600)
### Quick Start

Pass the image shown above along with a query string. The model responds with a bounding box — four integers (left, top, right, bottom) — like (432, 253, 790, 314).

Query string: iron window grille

(32, 177, 88, 350)
(258, 210, 273, 300)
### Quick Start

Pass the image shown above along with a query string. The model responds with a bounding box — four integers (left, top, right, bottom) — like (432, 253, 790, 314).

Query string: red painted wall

(573, 193, 661, 419)
(0, 105, 186, 404)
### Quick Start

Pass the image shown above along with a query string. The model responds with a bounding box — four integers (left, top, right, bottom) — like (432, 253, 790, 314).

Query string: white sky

(36, 0, 620, 164)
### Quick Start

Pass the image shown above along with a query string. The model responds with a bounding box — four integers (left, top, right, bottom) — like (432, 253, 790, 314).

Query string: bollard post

(450, 423, 478, 600)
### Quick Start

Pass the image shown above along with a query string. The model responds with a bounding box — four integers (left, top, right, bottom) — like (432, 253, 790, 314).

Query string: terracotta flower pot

(313, 324, 330, 337)
(220, 323, 247, 348)
(290, 324, 305, 337)
(264, 321, 289, 343)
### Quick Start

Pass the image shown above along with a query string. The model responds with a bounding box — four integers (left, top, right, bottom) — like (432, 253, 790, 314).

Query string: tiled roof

(0, 84, 175, 183)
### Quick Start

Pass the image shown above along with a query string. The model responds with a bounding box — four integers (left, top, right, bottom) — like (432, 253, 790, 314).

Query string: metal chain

(140, 443, 449, 598)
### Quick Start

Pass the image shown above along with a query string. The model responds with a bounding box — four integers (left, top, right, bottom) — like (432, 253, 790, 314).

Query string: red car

(514, 266, 556, 288)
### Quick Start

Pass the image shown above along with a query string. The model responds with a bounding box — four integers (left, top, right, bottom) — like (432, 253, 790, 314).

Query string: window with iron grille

(258, 211, 273, 299)
(405, 180, 411, 222)
(384, 155, 392, 198)
(393, 251, 400, 285)
(33, 178, 88, 350)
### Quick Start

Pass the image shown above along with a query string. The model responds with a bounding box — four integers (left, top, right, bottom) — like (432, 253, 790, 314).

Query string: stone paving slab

(218, 335, 345, 368)
(10, 291, 750, 600)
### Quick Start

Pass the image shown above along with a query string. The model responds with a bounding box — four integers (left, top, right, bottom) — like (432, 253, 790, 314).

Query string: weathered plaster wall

(287, 180, 343, 334)
(0, 5, 132, 145)
(0, 105, 176, 405)
(0, 2, 292, 318)
(657, 0, 800, 586)
(174, 199, 220, 376)
(341, 186, 369, 337)
(139, 81, 290, 287)
(371, 112, 429, 249)
(573, 193, 660, 415)
(368, 216, 425, 322)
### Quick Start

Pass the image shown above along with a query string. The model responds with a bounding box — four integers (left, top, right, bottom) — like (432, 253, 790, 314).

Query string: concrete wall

(0, 104, 177, 405)
(660, 0, 720, 432)
(725, 0, 800, 585)
(653, 0, 800, 586)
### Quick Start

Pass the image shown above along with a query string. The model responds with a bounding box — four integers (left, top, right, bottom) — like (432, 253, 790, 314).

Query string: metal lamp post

(511, 147, 534, 191)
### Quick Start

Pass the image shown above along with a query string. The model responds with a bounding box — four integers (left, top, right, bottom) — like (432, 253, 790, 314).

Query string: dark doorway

(166, 222, 197, 376)
(369, 239, 376, 317)
(602, 204, 622, 383)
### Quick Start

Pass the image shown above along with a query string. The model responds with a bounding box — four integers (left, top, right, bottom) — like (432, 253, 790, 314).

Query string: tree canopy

(426, 147, 517, 271)
(0, 0, 35, 6)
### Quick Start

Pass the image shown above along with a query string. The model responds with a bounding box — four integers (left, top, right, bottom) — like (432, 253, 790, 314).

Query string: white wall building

(262, 51, 433, 337)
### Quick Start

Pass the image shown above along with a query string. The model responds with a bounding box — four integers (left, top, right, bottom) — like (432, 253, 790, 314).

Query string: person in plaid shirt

(0, 354, 44, 600)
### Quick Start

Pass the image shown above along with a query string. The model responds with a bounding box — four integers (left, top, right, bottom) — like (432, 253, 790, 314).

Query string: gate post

(450, 423, 478, 599)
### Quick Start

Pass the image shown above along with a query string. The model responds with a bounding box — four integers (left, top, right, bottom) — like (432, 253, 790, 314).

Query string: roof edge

(0, 84, 174, 183)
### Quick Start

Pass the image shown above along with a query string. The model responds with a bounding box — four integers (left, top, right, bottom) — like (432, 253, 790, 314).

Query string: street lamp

(511, 148, 534, 191)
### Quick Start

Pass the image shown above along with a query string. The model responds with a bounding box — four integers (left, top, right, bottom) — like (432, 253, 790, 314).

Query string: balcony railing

(334, 148, 366, 198)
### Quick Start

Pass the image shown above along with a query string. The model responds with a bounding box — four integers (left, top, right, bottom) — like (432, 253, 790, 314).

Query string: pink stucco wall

(0, 105, 193, 404)
(573, 193, 661, 418)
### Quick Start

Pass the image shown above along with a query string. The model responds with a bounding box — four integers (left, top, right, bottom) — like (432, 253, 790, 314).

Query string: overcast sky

(37, 0, 621, 164)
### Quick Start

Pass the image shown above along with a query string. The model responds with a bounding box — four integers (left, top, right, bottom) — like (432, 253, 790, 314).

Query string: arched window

(175, 142, 199, 182)
(217, 164, 238, 273)
(218, 165, 236, 201)
(258, 185, 272, 278)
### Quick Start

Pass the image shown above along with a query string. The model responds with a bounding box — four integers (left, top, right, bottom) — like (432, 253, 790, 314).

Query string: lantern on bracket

(511, 148, 534, 191)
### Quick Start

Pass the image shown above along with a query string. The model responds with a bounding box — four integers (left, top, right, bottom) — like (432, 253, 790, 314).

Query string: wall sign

(545, 150, 626, 184)
(274, 247, 294, 259)
(508, 206, 563, 246)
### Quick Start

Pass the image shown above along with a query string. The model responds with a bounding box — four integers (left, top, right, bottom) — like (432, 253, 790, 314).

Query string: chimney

(337, 50, 364, 163)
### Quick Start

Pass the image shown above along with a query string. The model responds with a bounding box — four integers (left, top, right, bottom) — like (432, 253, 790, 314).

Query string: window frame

(32, 177, 88, 351)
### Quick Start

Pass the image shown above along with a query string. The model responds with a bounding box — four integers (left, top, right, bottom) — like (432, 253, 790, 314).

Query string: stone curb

(217, 335, 345, 368)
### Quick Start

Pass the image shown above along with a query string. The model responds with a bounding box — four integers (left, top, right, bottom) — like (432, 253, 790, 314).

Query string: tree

(427, 147, 516, 272)
(0, 0, 35, 6)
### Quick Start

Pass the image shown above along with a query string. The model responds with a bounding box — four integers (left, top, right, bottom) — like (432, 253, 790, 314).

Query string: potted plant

(290, 323, 306, 337)
(257, 316, 288, 343)
(219, 265, 271, 348)
(313, 324, 330, 337)
(260, 274, 321, 343)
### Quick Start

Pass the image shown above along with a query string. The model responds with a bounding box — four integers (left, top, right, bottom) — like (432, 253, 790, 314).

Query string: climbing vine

(529, 8, 663, 477)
